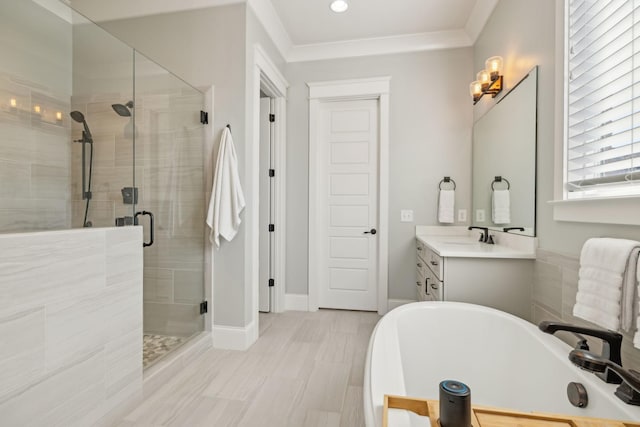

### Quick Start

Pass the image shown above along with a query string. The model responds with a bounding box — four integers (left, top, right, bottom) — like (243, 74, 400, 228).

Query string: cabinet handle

(417, 246, 423, 251)
(416, 281, 421, 286)
(430, 261, 438, 266)
(417, 263, 422, 268)
(431, 283, 438, 290)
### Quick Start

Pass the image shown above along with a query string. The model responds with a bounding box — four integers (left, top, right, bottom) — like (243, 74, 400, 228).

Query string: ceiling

(271, 0, 482, 45)
(62, 0, 498, 62)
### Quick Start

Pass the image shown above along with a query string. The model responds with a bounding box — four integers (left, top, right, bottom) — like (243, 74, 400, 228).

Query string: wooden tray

(383, 394, 640, 427)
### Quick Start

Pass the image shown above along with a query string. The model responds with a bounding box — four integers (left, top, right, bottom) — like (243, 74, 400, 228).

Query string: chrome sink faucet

(468, 226, 494, 244)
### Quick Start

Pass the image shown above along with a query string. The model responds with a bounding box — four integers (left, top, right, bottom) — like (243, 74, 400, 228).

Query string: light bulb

(56, 111, 63, 121)
(33, 104, 41, 114)
(485, 56, 503, 81)
(469, 81, 482, 99)
(477, 70, 490, 91)
(330, 0, 348, 13)
(10, 98, 16, 108)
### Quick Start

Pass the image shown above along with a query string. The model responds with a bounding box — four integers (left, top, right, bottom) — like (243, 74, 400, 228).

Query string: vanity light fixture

(330, 0, 348, 13)
(9, 98, 17, 108)
(469, 56, 503, 104)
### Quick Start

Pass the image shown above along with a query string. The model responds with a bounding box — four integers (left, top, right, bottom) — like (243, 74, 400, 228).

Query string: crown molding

(287, 30, 473, 63)
(464, 0, 499, 43)
(63, 0, 244, 22)
(247, 0, 293, 61)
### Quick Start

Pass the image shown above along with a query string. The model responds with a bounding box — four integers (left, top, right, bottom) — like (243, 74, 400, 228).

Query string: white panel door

(318, 99, 378, 311)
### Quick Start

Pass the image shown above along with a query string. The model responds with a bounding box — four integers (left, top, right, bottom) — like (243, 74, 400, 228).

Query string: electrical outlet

(400, 210, 414, 222)
(457, 209, 467, 222)
(475, 209, 486, 222)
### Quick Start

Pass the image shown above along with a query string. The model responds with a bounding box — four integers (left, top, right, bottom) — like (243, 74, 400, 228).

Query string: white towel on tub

(573, 238, 640, 331)
(438, 189, 455, 223)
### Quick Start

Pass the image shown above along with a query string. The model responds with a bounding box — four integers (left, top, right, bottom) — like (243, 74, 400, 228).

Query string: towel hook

(439, 176, 456, 190)
(491, 176, 510, 191)
(226, 123, 231, 132)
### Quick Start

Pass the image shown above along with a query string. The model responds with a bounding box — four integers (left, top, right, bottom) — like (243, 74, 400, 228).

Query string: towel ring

(439, 177, 456, 190)
(491, 176, 510, 191)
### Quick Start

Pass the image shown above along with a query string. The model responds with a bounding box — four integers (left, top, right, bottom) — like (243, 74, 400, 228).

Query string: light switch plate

(400, 210, 414, 222)
(457, 209, 467, 222)
(475, 209, 485, 222)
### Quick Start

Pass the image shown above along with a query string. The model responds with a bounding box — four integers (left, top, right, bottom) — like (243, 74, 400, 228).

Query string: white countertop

(416, 234, 536, 259)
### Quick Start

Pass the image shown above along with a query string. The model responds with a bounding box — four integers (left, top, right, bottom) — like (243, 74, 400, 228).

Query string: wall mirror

(472, 66, 537, 237)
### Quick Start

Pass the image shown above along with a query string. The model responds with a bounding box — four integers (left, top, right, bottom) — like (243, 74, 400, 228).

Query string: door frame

(307, 77, 390, 315)
(250, 44, 288, 318)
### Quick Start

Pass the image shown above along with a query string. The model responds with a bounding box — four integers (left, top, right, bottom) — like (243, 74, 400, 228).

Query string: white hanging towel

(573, 238, 640, 332)
(491, 189, 510, 224)
(438, 189, 455, 224)
(206, 127, 245, 248)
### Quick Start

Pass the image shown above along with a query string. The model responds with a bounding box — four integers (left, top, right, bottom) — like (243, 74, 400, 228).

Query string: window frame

(553, 0, 640, 225)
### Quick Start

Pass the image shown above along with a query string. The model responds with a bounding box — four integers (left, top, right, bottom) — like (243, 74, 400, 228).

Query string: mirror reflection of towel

(438, 190, 455, 224)
(492, 189, 510, 224)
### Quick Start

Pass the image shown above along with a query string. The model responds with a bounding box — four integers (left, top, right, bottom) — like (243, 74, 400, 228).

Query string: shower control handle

(135, 210, 154, 247)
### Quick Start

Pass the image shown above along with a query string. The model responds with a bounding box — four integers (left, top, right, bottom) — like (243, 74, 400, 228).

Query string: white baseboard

(387, 299, 417, 311)
(285, 293, 309, 311)
(213, 321, 257, 351)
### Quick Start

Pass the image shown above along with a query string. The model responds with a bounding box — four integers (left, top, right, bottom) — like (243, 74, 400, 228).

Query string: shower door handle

(135, 210, 154, 247)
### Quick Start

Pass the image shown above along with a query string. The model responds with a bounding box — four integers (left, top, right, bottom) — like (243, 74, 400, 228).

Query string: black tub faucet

(468, 226, 493, 244)
(539, 321, 623, 384)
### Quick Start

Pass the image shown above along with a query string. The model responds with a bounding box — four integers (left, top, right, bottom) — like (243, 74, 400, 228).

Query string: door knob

(363, 228, 377, 235)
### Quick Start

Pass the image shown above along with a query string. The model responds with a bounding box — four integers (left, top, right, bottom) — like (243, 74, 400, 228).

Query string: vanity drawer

(417, 238, 443, 280)
(416, 240, 428, 264)
(424, 248, 443, 280)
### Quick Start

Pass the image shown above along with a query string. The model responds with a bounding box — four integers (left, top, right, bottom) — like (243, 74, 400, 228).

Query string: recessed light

(330, 0, 348, 13)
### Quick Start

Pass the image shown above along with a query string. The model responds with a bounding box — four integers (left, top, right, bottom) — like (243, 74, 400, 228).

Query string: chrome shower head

(112, 101, 134, 117)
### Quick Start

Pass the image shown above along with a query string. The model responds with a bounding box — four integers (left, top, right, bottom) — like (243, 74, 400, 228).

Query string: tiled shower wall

(71, 87, 205, 338)
(0, 227, 143, 426)
(0, 1, 73, 233)
(532, 249, 640, 372)
(0, 74, 71, 232)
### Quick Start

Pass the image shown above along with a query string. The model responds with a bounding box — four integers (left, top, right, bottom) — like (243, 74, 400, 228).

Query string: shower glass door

(133, 51, 205, 362)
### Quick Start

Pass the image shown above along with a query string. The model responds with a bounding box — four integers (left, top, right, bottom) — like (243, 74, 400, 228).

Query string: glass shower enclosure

(0, 0, 206, 368)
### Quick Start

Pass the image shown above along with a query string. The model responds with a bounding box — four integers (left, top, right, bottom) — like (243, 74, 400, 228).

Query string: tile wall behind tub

(72, 90, 206, 337)
(0, 74, 72, 232)
(532, 249, 640, 372)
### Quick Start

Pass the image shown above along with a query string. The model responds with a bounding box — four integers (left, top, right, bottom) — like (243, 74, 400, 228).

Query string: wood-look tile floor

(118, 309, 381, 427)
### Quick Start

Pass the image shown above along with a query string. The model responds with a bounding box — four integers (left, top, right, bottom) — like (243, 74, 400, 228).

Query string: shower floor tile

(143, 334, 187, 368)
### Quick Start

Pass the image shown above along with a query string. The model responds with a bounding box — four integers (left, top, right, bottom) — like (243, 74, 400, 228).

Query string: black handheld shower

(70, 110, 93, 143)
(70, 111, 94, 227)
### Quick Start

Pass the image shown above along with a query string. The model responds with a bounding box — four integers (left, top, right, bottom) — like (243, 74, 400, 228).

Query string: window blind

(566, 0, 640, 197)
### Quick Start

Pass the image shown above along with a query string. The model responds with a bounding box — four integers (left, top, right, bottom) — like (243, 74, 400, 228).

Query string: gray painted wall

(475, 0, 640, 255)
(284, 49, 474, 299)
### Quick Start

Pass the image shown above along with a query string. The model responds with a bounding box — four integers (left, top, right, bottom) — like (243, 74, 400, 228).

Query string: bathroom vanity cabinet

(416, 236, 534, 321)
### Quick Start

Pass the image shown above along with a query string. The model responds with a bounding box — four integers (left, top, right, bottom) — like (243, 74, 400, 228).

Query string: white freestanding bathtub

(364, 302, 640, 426)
